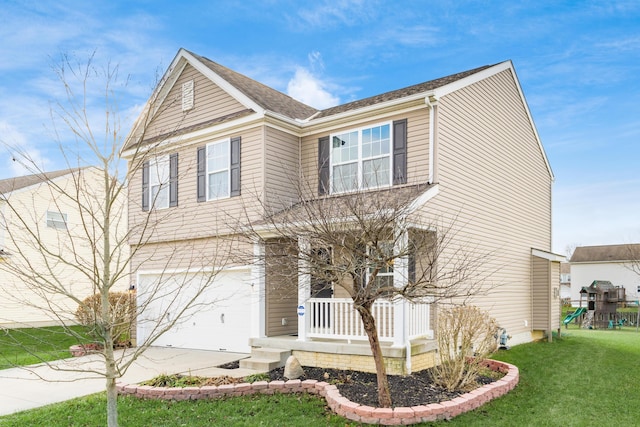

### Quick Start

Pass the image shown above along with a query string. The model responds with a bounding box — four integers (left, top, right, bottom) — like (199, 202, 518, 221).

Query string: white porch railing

(306, 298, 431, 342)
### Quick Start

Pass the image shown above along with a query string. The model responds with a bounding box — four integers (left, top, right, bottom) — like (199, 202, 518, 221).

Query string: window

(197, 137, 240, 202)
(331, 122, 391, 193)
(206, 139, 230, 200)
(46, 211, 67, 230)
(368, 241, 394, 290)
(142, 153, 178, 211)
(149, 155, 170, 209)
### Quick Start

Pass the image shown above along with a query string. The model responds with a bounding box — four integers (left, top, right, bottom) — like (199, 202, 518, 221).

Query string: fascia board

(180, 50, 266, 116)
(532, 248, 566, 262)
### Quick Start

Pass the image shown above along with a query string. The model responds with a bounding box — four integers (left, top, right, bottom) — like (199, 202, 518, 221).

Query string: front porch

(247, 334, 438, 376)
(249, 231, 438, 375)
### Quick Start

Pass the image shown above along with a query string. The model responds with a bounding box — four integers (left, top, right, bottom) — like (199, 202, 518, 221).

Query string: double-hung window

(197, 136, 240, 202)
(149, 155, 170, 209)
(142, 153, 178, 211)
(206, 139, 230, 200)
(331, 122, 391, 193)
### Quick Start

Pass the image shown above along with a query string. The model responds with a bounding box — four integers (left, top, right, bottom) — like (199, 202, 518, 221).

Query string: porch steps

(239, 347, 291, 372)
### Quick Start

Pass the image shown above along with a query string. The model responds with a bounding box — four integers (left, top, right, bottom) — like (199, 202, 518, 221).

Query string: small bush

(433, 305, 499, 391)
(141, 374, 241, 387)
(75, 292, 135, 344)
(244, 373, 270, 383)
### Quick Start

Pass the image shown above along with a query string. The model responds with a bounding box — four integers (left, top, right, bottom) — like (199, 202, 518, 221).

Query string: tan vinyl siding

(145, 64, 248, 140)
(424, 69, 552, 339)
(131, 237, 253, 273)
(128, 126, 265, 244)
(300, 109, 430, 196)
(264, 127, 300, 213)
(265, 239, 298, 336)
(550, 261, 560, 330)
(531, 256, 550, 329)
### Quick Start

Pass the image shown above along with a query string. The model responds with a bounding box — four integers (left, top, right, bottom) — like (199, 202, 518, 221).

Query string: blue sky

(1, 0, 639, 254)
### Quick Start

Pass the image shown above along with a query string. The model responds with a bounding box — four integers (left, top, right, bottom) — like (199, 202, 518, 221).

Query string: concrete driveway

(0, 347, 253, 416)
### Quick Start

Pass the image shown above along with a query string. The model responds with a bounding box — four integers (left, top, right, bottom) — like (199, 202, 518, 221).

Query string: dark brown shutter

(318, 136, 330, 195)
(230, 136, 241, 197)
(197, 147, 206, 202)
(169, 153, 178, 207)
(393, 119, 407, 185)
(141, 161, 150, 211)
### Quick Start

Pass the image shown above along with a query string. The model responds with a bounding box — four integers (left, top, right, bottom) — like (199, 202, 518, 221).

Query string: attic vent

(182, 80, 194, 111)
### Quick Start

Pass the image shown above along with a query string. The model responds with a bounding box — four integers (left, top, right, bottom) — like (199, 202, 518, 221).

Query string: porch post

(251, 239, 266, 339)
(392, 227, 408, 348)
(298, 235, 311, 341)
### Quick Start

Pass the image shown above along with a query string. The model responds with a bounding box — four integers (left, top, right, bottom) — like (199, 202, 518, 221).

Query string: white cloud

(0, 121, 51, 178)
(287, 67, 340, 109)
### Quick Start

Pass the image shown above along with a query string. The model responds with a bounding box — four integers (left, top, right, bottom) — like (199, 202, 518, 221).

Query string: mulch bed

(267, 366, 496, 408)
(215, 359, 498, 408)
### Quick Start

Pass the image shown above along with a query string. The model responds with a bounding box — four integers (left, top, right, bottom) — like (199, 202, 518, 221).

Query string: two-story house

(123, 49, 560, 374)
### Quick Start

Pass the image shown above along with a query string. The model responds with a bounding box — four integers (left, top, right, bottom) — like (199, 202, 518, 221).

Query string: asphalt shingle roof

(0, 169, 78, 195)
(570, 244, 640, 263)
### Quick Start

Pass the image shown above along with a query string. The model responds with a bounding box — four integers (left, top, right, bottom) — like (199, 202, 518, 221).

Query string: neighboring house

(570, 244, 640, 306)
(560, 262, 571, 300)
(123, 49, 559, 373)
(0, 167, 127, 328)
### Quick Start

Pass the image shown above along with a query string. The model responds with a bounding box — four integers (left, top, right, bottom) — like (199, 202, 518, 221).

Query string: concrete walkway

(0, 347, 255, 416)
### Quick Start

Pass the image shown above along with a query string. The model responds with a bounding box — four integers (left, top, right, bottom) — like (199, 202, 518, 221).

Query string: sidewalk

(0, 347, 254, 416)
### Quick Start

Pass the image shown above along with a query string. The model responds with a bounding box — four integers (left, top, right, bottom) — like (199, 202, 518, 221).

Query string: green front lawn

(1, 327, 639, 426)
(0, 325, 87, 369)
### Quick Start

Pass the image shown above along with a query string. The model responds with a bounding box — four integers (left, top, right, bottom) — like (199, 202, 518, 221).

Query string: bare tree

(0, 54, 242, 427)
(242, 175, 497, 407)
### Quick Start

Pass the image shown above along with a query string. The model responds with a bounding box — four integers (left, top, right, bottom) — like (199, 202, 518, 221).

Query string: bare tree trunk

(357, 303, 392, 408)
(106, 370, 118, 427)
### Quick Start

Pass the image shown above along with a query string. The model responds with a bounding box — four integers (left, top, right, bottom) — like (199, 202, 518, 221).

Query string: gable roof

(570, 244, 640, 263)
(187, 51, 318, 121)
(0, 169, 79, 195)
(124, 50, 552, 181)
(313, 65, 494, 120)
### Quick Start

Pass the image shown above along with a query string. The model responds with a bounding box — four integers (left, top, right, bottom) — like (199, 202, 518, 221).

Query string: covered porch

(248, 231, 437, 374)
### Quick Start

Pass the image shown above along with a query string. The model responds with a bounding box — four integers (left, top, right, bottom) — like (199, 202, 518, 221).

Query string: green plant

(433, 305, 499, 391)
(244, 373, 270, 383)
(75, 292, 135, 345)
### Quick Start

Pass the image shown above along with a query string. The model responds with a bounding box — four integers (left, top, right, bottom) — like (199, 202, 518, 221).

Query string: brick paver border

(117, 359, 518, 425)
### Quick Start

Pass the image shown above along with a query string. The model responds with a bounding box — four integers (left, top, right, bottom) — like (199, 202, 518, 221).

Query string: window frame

(329, 121, 393, 194)
(148, 155, 171, 210)
(367, 241, 395, 291)
(206, 138, 231, 201)
(46, 210, 68, 230)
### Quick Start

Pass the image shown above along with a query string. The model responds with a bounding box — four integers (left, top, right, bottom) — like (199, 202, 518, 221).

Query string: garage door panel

(137, 269, 252, 353)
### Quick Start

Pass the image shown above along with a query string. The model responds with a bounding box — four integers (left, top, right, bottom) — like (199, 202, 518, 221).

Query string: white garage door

(137, 269, 252, 353)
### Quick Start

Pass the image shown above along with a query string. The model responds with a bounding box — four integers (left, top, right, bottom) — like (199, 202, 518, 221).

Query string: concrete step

(238, 347, 291, 372)
(239, 357, 283, 371)
(250, 347, 290, 364)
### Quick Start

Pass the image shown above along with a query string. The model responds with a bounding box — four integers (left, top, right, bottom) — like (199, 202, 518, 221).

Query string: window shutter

(230, 136, 241, 197)
(393, 119, 407, 185)
(142, 161, 150, 211)
(169, 153, 178, 207)
(197, 147, 206, 202)
(318, 136, 330, 195)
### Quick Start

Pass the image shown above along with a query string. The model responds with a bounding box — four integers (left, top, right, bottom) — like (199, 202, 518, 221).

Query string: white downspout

(425, 95, 438, 184)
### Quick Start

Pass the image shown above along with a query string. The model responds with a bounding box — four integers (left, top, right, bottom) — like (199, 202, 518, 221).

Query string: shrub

(433, 305, 499, 391)
(75, 292, 135, 345)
